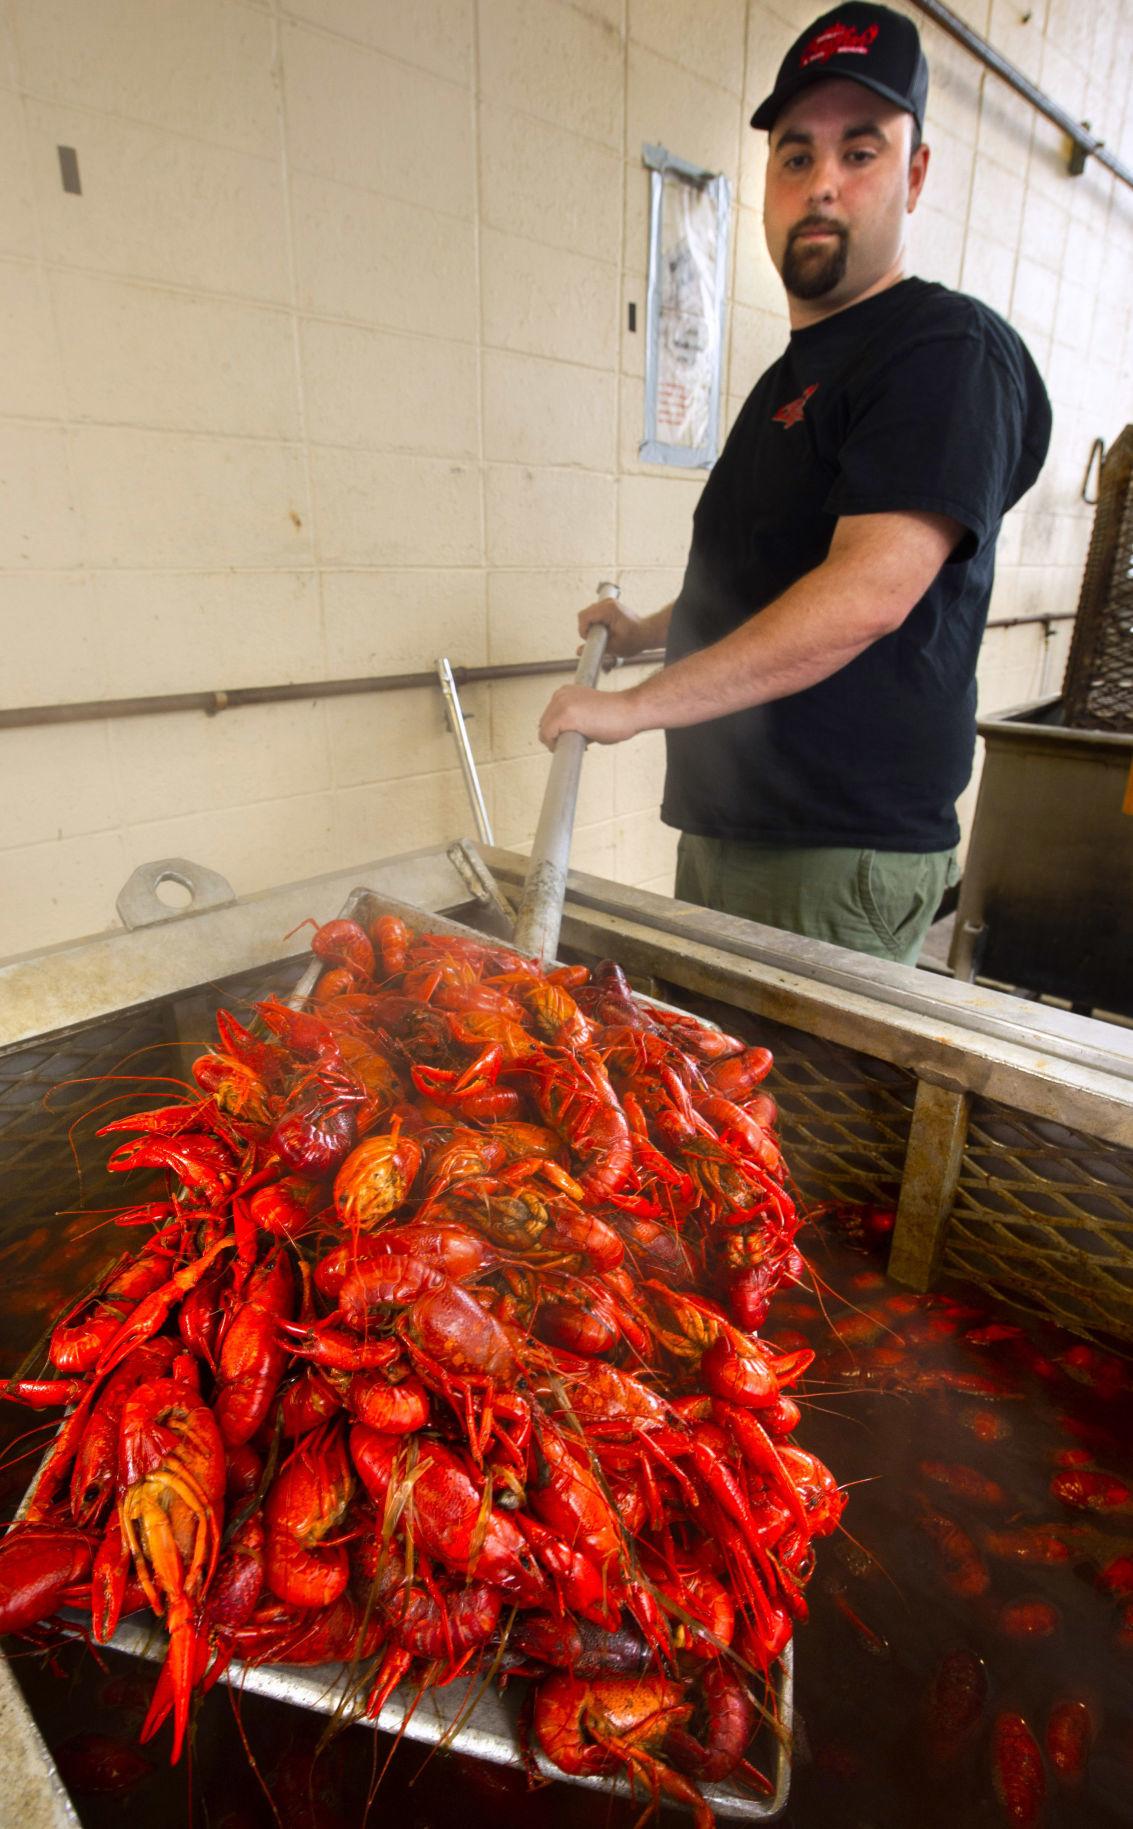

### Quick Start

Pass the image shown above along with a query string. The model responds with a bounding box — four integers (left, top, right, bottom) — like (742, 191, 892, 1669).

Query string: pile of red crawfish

(0, 912, 844, 1827)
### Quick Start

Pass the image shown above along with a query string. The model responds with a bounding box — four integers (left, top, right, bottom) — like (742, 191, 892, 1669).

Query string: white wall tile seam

(480, 341, 631, 382)
(625, 43, 744, 106)
(0, 780, 398, 856)
(23, 260, 308, 319)
(482, 220, 624, 275)
(474, 94, 628, 162)
(271, 156, 477, 230)
(10, 89, 286, 172)
(469, 1, 490, 609)
(41, 269, 301, 324)
(558, 0, 627, 35)
(477, 210, 623, 267)
(479, 341, 622, 380)
(279, 17, 474, 99)
(272, 3, 329, 705)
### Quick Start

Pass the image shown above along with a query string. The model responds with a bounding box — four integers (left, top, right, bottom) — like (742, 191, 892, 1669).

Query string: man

(539, 3, 1051, 965)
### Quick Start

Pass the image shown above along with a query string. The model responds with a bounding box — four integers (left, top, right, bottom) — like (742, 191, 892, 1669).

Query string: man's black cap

(750, 4, 928, 135)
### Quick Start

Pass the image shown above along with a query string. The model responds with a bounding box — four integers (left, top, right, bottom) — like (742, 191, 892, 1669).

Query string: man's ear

(907, 142, 930, 214)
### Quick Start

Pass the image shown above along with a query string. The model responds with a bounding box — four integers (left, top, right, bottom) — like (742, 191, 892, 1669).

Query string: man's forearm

(538, 512, 961, 750)
(620, 567, 878, 730)
(638, 602, 674, 650)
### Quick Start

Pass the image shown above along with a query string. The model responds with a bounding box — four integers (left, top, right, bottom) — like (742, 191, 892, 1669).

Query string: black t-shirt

(661, 278, 1052, 851)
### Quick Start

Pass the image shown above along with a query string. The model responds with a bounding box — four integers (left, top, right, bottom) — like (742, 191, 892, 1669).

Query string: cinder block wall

(1, 0, 1131, 955)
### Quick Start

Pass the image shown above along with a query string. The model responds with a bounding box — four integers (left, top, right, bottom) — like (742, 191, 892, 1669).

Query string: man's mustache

(788, 217, 849, 245)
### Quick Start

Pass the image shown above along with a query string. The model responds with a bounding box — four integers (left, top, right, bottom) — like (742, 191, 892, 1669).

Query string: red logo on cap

(799, 21, 879, 65)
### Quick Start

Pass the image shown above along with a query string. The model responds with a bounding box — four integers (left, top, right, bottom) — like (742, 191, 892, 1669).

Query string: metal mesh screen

(942, 1097, 1133, 1339)
(0, 962, 307, 1368)
(0, 1013, 170, 1227)
(746, 1013, 916, 1213)
(1062, 424, 1133, 732)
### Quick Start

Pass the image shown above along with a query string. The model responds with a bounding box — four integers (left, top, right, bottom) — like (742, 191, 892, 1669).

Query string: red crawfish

(0, 1521, 96, 1634)
(647, 1003, 745, 1062)
(516, 1513, 624, 1630)
(349, 1426, 547, 1605)
(94, 1234, 237, 1379)
(49, 1239, 178, 1373)
(982, 1525, 1071, 1566)
(578, 958, 653, 1029)
(435, 1005, 533, 1062)
(1045, 1699, 1093, 1784)
(298, 916, 376, 980)
(663, 1661, 765, 1787)
(54, 1732, 153, 1796)
(338, 1366, 430, 1434)
(335, 1031, 405, 1125)
(414, 1125, 507, 1214)
(117, 1375, 227, 1761)
(998, 1597, 1059, 1639)
(703, 1045, 773, 1100)
(192, 1042, 278, 1127)
(1050, 1467, 1132, 1512)
(269, 1069, 363, 1178)
(70, 1338, 181, 1526)
(106, 1129, 238, 1207)
(916, 1503, 989, 1596)
(527, 1416, 628, 1576)
(244, 1174, 321, 1244)
(263, 1423, 355, 1610)
(923, 1647, 988, 1765)
(645, 1282, 813, 1409)
(276, 1366, 342, 1438)
(311, 964, 357, 1004)
(532, 1673, 712, 1829)
(314, 1221, 494, 1302)
(510, 1612, 652, 1677)
(335, 1260, 528, 1464)
(693, 1092, 785, 1178)
(212, 1245, 296, 1447)
(138, 1512, 267, 1747)
(919, 1461, 1007, 1508)
(513, 1046, 636, 1205)
(229, 1590, 383, 1669)
(1098, 1552, 1133, 1596)
(411, 1043, 522, 1124)
(496, 972, 594, 1047)
(371, 912, 410, 977)
(332, 1129, 423, 1232)
(991, 1713, 1045, 1828)
(363, 1560, 503, 1717)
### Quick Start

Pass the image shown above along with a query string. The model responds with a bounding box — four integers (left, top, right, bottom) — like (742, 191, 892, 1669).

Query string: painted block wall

(1, 0, 1131, 956)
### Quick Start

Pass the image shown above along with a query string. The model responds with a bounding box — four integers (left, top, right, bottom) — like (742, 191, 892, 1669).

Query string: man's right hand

(577, 597, 668, 658)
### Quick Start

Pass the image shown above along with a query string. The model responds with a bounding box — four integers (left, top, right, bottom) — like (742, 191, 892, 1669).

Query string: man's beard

(782, 219, 849, 299)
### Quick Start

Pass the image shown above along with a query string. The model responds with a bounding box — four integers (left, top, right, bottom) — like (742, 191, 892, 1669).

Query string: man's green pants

(675, 834, 959, 967)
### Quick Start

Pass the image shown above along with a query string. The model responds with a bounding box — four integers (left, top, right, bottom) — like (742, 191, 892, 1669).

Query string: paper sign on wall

(640, 144, 731, 470)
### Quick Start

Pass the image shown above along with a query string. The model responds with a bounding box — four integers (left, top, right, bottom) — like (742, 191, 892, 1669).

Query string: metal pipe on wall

(909, 0, 1133, 188)
(0, 615, 1077, 737)
(0, 653, 668, 733)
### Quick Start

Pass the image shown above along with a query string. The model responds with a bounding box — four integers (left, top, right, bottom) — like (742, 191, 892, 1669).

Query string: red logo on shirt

(773, 384, 819, 428)
(800, 21, 879, 65)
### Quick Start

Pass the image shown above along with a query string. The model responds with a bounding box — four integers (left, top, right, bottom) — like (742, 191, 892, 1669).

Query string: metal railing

(910, 0, 1133, 188)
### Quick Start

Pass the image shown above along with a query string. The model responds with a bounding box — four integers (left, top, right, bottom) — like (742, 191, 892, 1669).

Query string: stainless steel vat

(948, 696, 1133, 1014)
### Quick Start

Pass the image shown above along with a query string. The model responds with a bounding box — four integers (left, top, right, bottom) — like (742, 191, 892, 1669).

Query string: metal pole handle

(512, 582, 619, 963)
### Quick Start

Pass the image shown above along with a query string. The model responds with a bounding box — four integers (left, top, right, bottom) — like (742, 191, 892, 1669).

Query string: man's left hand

(538, 685, 641, 750)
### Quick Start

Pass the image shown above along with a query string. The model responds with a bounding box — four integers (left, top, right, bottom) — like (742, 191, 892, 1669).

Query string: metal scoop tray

(103, 1612, 793, 1819)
